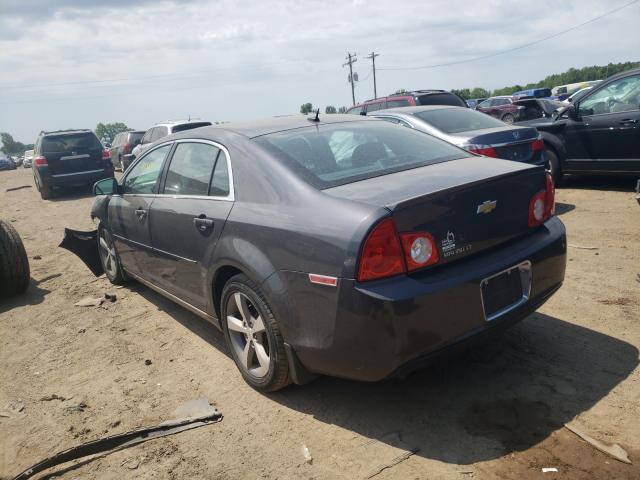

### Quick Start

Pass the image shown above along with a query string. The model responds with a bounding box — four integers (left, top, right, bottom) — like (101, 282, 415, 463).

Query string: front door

(109, 144, 172, 276)
(149, 141, 234, 311)
(564, 73, 640, 173)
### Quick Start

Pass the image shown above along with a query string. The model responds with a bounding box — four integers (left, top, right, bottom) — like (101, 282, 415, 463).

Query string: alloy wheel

(226, 292, 271, 378)
(98, 229, 118, 278)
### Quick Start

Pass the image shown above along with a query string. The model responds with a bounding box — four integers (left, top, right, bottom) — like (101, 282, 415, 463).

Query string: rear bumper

(37, 166, 114, 187)
(274, 216, 566, 382)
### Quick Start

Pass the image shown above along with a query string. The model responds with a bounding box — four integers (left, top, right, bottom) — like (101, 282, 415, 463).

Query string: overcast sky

(1, 0, 638, 143)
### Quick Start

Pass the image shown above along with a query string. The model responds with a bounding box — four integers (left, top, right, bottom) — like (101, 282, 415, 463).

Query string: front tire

(98, 226, 126, 284)
(221, 274, 290, 392)
(0, 220, 30, 297)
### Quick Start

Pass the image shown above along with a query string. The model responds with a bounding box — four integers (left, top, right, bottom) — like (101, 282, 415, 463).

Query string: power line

(378, 0, 639, 71)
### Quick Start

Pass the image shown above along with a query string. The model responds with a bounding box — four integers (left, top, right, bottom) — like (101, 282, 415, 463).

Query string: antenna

(307, 109, 320, 122)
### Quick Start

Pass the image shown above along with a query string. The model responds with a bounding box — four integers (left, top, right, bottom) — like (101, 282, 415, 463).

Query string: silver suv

(130, 120, 212, 164)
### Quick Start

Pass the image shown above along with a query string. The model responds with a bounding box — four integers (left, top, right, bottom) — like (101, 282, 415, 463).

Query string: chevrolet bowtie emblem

(477, 200, 497, 214)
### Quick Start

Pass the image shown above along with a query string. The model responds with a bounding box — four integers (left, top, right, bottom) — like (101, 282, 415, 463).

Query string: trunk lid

(42, 132, 105, 175)
(325, 157, 546, 267)
(457, 126, 540, 163)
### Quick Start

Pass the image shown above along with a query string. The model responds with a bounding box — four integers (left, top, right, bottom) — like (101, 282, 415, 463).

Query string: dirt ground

(1, 167, 639, 479)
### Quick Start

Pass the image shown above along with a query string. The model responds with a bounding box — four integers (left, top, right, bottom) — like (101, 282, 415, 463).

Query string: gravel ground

(1, 167, 639, 479)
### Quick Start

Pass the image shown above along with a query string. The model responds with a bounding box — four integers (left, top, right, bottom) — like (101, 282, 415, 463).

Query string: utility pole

(343, 52, 357, 106)
(366, 52, 380, 99)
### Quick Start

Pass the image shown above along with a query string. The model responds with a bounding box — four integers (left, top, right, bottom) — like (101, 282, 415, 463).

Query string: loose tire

(221, 274, 290, 391)
(501, 113, 515, 124)
(98, 225, 126, 284)
(0, 220, 30, 297)
(545, 148, 561, 184)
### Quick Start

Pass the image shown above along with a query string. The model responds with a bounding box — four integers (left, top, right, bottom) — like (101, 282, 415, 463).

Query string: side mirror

(93, 177, 120, 196)
(552, 104, 578, 121)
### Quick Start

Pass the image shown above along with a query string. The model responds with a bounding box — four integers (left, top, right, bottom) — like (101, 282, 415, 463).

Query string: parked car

(511, 88, 552, 99)
(513, 98, 567, 122)
(563, 86, 593, 104)
(23, 150, 34, 168)
(131, 120, 213, 160)
(518, 68, 640, 180)
(475, 96, 523, 123)
(346, 90, 467, 115)
(63, 114, 566, 392)
(372, 106, 546, 166)
(465, 98, 487, 108)
(109, 130, 145, 170)
(11, 156, 23, 167)
(32, 129, 114, 199)
(0, 156, 16, 170)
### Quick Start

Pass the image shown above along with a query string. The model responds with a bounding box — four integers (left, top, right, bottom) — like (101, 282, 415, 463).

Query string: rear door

(42, 131, 104, 175)
(149, 140, 234, 310)
(563, 73, 640, 173)
(109, 143, 172, 277)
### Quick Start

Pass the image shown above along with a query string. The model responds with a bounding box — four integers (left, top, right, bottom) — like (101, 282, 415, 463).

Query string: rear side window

(124, 145, 171, 194)
(386, 99, 411, 108)
(365, 101, 386, 112)
(129, 132, 144, 146)
(416, 93, 466, 107)
(255, 122, 467, 189)
(414, 108, 506, 133)
(41, 132, 102, 154)
(163, 142, 220, 196)
(141, 129, 153, 144)
(209, 153, 230, 197)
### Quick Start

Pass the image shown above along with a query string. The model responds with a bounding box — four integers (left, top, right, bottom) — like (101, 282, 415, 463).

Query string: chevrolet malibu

(63, 114, 566, 391)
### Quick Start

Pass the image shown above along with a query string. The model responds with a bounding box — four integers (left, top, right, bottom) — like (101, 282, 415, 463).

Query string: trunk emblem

(477, 200, 497, 214)
(513, 131, 520, 139)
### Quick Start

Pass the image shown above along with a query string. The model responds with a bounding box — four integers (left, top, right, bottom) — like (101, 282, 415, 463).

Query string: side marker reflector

(308, 274, 338, 287)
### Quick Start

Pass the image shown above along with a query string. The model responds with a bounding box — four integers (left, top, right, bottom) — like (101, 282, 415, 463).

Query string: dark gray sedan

(64, 114, 566, 391)
(373, 106, 546, 167)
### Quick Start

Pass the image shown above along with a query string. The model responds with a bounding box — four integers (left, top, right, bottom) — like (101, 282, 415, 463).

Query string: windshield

(254, 121, 468, 189)
(414, 108, 506, 133)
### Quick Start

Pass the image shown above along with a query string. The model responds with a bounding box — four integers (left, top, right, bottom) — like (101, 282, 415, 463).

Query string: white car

(130, 120, 212, 165)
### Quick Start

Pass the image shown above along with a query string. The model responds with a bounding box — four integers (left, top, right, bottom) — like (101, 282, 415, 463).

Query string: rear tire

(39, 184, 54, 200)
(0, 220, 30, 298)
(545, 148, 561, 185)
(501, 113, 515, 124)
(221, 274, 290, 392)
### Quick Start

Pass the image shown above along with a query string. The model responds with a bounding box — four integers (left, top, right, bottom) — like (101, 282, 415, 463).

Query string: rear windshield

(254, 121, 468, 189)
(171, 122, 212, 133)
(414, 108, 506, 134)
(41, 132, 102, 153)
(416, 93, 466, 107)
(129, 132, 144, 145)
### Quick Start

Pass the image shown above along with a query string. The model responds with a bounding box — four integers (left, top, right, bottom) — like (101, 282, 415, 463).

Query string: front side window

(255, 121, 467, 189)
(579, 75, 640, 115)
(124, 145, 171, 194)
(163, 142, 219, 196)
(346, 106, 362, 115)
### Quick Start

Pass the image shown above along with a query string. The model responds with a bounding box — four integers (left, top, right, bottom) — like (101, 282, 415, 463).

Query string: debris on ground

(64, 402, 89, 413)
(11, 398, 222, 480)
(145, 359, 152, 366)
(597, 297, 631, 306)
(568, 244, 599, 250)
(74, 297, 104, 307)
(0, 400, 26, 418)
(32, 255, 42, 260)
(104, 293, 117, 302)
(5, 185, 32, 192)
(565, 424, 631, 464)
(542, 467, 559, 473)
(302, 444, 313, 464)
(122, 458, 140, 469)
(39, 394, 67, 402)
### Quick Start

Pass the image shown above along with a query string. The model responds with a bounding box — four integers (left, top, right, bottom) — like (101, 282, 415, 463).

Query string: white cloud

(0, 0, 638, 141)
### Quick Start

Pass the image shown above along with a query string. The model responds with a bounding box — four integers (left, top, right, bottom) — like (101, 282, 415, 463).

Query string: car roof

(374, 105, 462, 115)
(180, 114, 379, 139)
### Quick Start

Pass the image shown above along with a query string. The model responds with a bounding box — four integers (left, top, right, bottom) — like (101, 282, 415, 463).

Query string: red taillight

(357, 218, 441, 281)
(528, 173, 555, 227)
(34, 156, 48, 166)
(399, 232, 439, 271)
(530, 138, 544, 152)
(357, 218, 405, 282)
(102, 150, 111, 160)
(469, 146, 498, 158)
(123, 143, 131, 154)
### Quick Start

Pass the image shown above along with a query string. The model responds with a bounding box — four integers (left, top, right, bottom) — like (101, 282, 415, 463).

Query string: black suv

(346, 90, 467, 115)
(518, 68, 640, 180)
(33, 129, 114, 199)
(109, 130, 144, 170)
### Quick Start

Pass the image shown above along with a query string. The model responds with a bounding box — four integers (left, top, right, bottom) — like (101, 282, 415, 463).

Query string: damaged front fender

(91, 194, 111, 221)
(59, 229, 103, 276)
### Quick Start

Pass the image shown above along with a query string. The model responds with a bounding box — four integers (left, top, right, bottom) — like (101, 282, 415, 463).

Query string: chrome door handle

(194, 215, 214, 231)
(135, 208, 147, 221)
